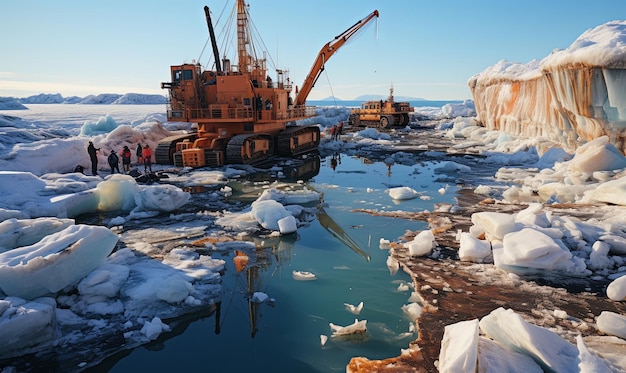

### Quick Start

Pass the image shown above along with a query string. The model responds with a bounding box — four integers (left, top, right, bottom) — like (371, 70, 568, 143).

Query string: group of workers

(86, 141, 153, 176)
(329, 121, 343, 141)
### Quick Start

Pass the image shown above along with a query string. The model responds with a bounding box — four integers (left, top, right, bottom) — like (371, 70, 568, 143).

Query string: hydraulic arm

(294, 10, 379, 106)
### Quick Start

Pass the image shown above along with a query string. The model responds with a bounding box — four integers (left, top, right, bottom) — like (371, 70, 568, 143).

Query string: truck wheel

(379, 116, 389, 129)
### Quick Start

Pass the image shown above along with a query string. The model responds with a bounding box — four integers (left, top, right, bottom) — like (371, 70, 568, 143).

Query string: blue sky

(2, 0, 624, 100)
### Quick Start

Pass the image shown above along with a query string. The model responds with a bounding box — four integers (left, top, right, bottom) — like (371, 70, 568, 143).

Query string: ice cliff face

(469, 20, 626, 154)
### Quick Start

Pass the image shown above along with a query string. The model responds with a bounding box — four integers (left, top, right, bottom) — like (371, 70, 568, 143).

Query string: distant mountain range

(316, 94, 427, 101)
(1, 93, 167, 106)
(1, 92, 434, 111)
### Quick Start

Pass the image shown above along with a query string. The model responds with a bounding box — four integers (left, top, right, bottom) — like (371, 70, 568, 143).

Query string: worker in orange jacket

(142, 144, 153, 173)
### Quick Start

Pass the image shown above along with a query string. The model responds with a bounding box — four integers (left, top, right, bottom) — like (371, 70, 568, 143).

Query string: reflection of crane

(220, 235, 298, 337)
(233, 250, 262, 337)
(316, 206, 371, 262)
(225, 174, 370, 262)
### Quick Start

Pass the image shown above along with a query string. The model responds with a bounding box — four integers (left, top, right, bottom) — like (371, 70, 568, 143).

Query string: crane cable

(324, 68, 338, 107)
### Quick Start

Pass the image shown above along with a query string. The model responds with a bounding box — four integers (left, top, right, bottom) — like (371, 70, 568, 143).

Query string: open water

(309, 99, 463, 109)
(93, 153, 457, 372)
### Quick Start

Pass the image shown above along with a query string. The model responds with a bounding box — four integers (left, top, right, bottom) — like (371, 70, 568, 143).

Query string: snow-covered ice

(1, 94, 626, 371)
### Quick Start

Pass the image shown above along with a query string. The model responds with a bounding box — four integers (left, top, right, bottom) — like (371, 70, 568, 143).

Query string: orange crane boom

(294, 10, 379, 106)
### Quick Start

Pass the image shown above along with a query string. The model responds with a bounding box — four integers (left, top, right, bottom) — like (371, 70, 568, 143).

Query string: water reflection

(104, 153, 443, 372)
(212, 234, 297, 339)
(330, 152, 341, 171)
(282, 152, 321, 181)
(316, 206, 370, 261)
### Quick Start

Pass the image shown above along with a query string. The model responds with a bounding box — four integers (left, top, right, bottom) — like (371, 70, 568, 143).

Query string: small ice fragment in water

(387, 186, 420, 200)
(344, 301, 364, 315)
(320, 334, 328, 346)
(251, 292, 269, 303)
(329, 319, 367, 336)
(292, 270, 317, 281)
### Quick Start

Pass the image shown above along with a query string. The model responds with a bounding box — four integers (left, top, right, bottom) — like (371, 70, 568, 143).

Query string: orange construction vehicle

(157, 2, 379, 167)
(348, 85, 414, 129)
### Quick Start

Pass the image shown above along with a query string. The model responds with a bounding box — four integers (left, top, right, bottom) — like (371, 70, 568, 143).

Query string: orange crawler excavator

(157, 1, 379, 167)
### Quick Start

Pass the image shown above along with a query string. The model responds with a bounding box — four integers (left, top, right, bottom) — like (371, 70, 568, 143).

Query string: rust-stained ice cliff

(469, 20, 626, 154)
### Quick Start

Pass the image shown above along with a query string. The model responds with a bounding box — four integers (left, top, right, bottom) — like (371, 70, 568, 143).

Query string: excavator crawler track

(155, 134, 197, 165)
(276, 125, 321, 156)
(226, 133, 274, 165)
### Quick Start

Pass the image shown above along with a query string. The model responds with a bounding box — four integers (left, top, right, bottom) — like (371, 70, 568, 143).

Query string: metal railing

(167, 104, 316, 122)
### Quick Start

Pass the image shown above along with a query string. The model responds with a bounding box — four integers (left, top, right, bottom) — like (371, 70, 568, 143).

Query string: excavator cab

(162, 64, 204, 121)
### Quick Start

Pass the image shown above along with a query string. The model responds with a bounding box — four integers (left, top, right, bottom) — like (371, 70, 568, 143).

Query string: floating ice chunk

(606, 275, 626, 301)
(134, 184, 190, 213)
(156, 277, 193, 303)
(499, 228, 574, 271)
(597, 311, 626, 340)
(277, 215, 297, 234)
(292, 270, 317, 281)
(251, 292, 269, 303)
(250, 199, 292, 231)
(438, 319, 479, 373)
(471, 211, 516, 240)
(537, 182, 591, 204)
(388, 187, 419, 200)
(387, 186, 420, 200)
(479, 307, 579, 372)
(255, 187, 321, 205)
(77, 263, 130, 298)
(435, 160, 471, 173)
(553, 309, 568, 319)
(329, 318, 367, 336)
(0, 217, 74, 251)
(219, 185, 232, 197)
(474, 185, 492, 195)
(515, 203, 551, 228)
(401, 302, 422, 320)
(599, 234, 626, 255)
(320, 334, 328, 346)
(563, 136, 626, 174)
(458, 232, 491, 262)
(405, 229, 436, 257)
(344, 301, 364, 315)
(0, 297, 57, 359)
(576, 334, 613, 373)
(588, 176, 626, 206)
(477, 336, 543, 373)
(536, 146, 572, 169)
(140, 316, 170, 341)
(0, 224, 118, 299)
(356, 128, 390, 140)
(386, 255, 399, 276)
(588, 241, 612, 270)
(98, 174, 140, 212)
(397, 283, 410, 292)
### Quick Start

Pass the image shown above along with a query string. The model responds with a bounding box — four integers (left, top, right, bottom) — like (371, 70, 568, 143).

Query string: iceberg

(469, 21, 626, 154)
